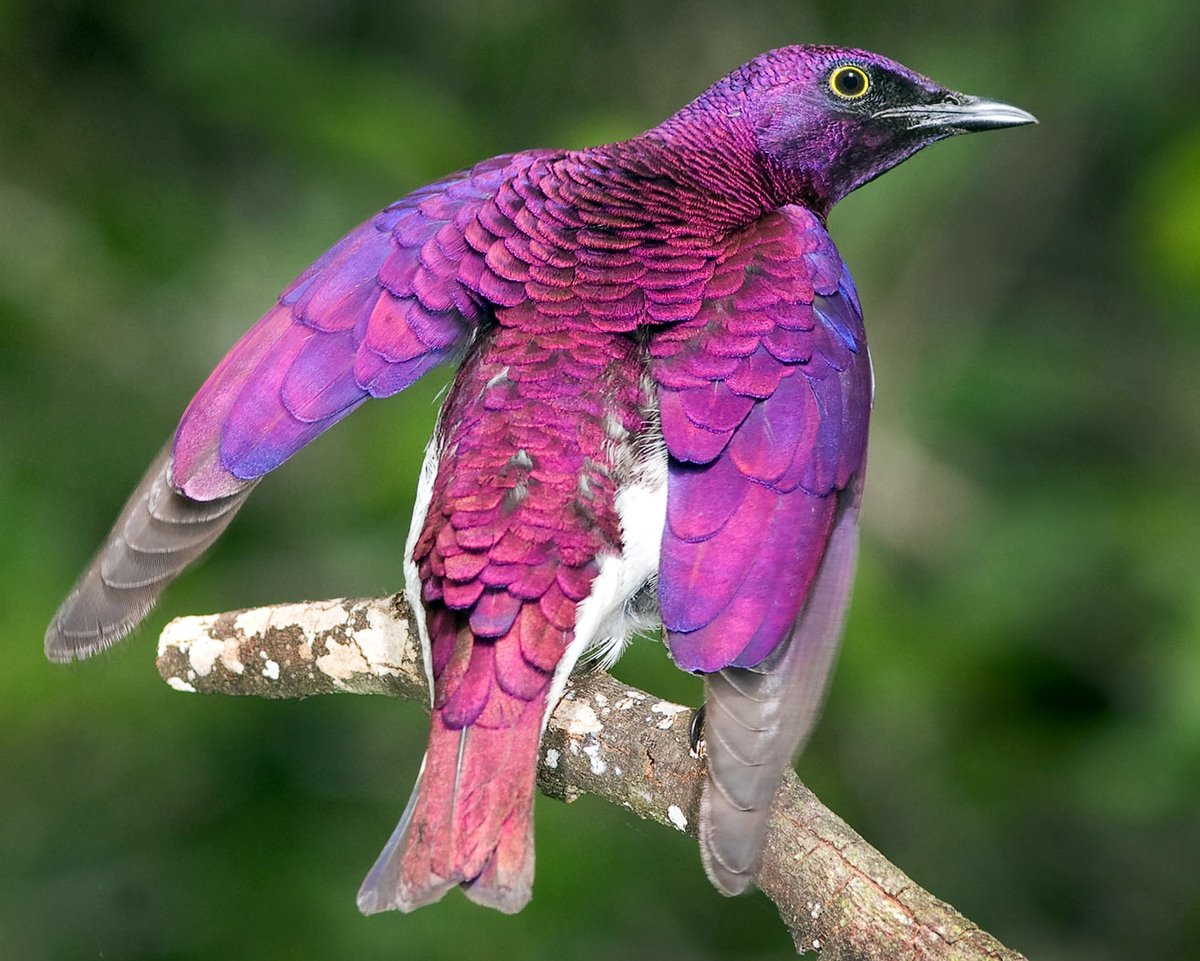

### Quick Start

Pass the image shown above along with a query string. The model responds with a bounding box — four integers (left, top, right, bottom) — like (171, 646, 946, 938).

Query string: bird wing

(45, 154, 527, 661)
(649, 205, 872, 892)
(173, 154, 532, 500)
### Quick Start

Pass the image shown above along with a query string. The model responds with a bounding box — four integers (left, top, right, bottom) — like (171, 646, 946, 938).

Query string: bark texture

(156, 594, 1028, 961)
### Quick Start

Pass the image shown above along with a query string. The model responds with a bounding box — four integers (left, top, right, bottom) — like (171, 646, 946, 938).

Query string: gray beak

(874, 94, 1038, 133)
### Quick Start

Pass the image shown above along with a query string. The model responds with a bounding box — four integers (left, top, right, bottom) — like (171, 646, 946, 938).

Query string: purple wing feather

(46, 156, 530, 661)
(653, 206, 871, 673)
(651, 206, 872, 895)
(173, 159, 527, 501)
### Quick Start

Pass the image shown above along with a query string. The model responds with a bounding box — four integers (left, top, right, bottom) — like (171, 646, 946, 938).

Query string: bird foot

(689, 703, 707, 760)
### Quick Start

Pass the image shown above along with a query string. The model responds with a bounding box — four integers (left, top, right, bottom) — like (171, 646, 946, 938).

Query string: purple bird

(46, 45, 1034, 912)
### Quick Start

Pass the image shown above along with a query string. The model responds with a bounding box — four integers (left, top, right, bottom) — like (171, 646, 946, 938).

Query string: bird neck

(644, 89, 847, 223)
(564, 112, 784, 238)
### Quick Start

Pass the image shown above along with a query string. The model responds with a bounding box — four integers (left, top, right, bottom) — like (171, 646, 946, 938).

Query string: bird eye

(829, 65, 871, 100)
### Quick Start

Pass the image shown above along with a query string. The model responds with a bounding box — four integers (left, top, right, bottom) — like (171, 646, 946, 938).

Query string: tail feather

(357, 703, 542, 915)
(45, 446, 254, 662)
(700, 493, 860, 895)
(356, 755, 453, 914)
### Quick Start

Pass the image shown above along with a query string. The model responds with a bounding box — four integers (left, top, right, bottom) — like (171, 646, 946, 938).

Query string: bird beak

(873, 94, 1038, 133)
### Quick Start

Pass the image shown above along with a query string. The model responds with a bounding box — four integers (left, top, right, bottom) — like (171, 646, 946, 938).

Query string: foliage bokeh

(2, 2, 1198, 958)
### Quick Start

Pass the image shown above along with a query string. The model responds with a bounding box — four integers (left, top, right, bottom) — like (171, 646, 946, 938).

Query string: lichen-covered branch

(157, 595, 1027, 961)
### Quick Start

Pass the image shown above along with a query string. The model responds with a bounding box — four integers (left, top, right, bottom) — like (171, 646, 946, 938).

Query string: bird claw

(572, 657, 605, 678)
(689, 703, 707, 760)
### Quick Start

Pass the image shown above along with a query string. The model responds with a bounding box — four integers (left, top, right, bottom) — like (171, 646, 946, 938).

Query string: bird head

(730, 46, 1036, 216)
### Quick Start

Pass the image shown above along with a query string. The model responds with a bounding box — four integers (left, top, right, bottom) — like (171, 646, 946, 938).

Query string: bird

(45, 44, 1034, 914)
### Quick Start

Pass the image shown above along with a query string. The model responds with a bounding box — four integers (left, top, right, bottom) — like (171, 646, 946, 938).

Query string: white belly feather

(403, 419, 668, 729)
(543, 434, 667, 727)
(403, 431, 443, 706)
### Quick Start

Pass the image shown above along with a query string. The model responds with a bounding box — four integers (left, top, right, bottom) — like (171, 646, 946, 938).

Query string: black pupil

(838, 69, 865, 94)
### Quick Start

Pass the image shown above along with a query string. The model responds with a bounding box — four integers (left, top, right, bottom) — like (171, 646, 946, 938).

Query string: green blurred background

(2, 1, 1198, 958)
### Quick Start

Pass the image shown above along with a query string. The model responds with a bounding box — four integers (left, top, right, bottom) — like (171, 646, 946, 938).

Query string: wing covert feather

(47, 156, 534, 659)
(650, 208, 870, 894)
(652, 206, 870, 673)
(173, 158, 529, 501)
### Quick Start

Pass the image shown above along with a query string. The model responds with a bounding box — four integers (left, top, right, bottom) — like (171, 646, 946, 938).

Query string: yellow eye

(829, 64, 871, 100)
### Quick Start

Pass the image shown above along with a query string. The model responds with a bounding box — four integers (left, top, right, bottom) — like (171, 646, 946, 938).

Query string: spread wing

(45, 155, 526, 661)
(649, 206, 872, 892)
(173, 155, 527, 500)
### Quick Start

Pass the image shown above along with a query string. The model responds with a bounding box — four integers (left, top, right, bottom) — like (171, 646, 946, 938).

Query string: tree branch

(156, 595, 1027, 961)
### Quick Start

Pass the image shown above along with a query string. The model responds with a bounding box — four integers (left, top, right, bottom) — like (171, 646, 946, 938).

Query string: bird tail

(357, 699, 544, 914)
(45, 445, 255, 662)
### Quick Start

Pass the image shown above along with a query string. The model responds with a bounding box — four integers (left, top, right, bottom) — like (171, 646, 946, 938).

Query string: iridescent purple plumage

(45, 44, 1034, 911)
(651, 207, 870, 673)
(172, 160, 524, 499)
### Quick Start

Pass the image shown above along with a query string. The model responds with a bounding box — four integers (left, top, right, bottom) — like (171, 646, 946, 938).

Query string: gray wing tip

(700, 850, 755, 896)
(44, 628, 91, 663)
(44, 590, 144, 663)
(699, 790, 758, 896)
(43, 444, 256, 666)
(44, 627, 83, 663)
